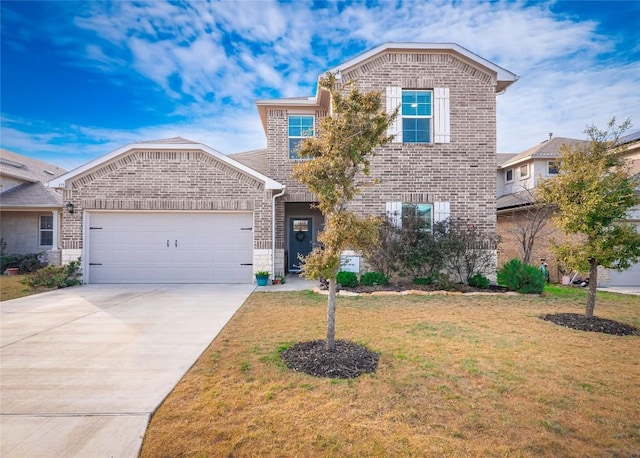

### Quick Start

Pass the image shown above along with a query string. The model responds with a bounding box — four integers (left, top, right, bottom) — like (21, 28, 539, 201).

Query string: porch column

(52, 210, 60, 249)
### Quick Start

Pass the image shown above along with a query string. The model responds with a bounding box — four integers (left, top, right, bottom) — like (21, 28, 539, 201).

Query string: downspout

(272, 185, 286, 276)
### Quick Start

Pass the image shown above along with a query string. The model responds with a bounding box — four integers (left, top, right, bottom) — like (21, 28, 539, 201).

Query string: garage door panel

(87, 212, 253, 284)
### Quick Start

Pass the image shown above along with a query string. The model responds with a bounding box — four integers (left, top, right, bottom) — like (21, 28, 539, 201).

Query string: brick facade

(265, 51, 499, 271)
(61, 149, 274, 273)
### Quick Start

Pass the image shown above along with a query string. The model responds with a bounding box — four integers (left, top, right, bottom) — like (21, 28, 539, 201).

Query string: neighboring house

(0, 149, 67, 264)
(49, 42, 518, 284)
(496, 132, 640, 286)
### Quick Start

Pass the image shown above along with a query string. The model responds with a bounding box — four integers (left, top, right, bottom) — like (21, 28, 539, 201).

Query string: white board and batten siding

(85, 212, 254, 284)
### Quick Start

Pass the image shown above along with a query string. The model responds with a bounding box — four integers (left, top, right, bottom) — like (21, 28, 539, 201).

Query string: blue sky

(1, 0, 639, 170)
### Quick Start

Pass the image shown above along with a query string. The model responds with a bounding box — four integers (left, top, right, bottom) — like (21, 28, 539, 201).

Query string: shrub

(360, 271, 388, 286)
(2, 252, 46, 273)
(497, 259, 545, 294)
(336, 271, 358, 287)
(19, 252, 47, 273)
(23, 260, 82, 289)
(468, 273, 490, 289)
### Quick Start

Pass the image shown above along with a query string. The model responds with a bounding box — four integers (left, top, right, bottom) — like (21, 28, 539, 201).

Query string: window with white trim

(547, 160, 560, 175)
(39, 215, 53, 246)
(505, 168, 514, 183)
(288, 115, 314, 159)
(387, 202, 450, 228)
(386, 87, 450, 144)
(402, 90, 432, 143)
(520, 164, 529, 179)
(402, 203, 433, 231)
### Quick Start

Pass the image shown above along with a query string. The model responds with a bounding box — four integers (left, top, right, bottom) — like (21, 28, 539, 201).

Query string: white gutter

(271, 185, 286, 276)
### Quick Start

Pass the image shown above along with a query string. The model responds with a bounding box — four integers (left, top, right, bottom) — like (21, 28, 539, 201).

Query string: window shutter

(386, 87, 402, 143)
(434, 201, 450, 223)
(433, 88, 450, 143)
(386, 201, 402, 227)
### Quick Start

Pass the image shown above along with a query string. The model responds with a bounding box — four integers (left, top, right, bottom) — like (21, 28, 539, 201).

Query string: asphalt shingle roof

(0, 182, 63, 208)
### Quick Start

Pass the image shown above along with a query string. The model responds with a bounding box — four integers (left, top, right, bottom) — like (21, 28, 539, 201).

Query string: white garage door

(610, 263, 640, 287)
(87, 212, 254, 284)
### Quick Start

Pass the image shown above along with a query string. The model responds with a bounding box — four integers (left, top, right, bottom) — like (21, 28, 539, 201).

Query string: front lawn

(0, 274, 52, 301)
(141, 289, 640, 457)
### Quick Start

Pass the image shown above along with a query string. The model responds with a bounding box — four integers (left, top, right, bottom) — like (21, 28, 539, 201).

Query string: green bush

(336, 271, 358, 287)
(23, 260, 82, 289)
(2, 252, 46, 273)
(360, 271, 388, 286)
(497, 259, 545, 294)
(19, 253, 47, 273)
(413, 276, 435, 285)
(468, 273, 490, 289)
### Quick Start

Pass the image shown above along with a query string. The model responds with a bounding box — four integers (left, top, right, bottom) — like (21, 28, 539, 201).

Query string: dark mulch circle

(540, 313, 640, 336)
(281, 339, 379, 379)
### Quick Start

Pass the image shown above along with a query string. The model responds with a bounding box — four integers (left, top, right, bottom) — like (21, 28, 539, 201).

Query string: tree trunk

(326, 277, 337, 351)
(586, 259, 598, 318)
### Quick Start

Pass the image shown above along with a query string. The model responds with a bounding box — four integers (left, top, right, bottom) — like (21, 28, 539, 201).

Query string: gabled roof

(0, 149, 67, 183)
(620, 130, 640, 146)
(255, 42, 518, 133)
(49, 140, 283, 190)
(497, 153, 518, 167)
(229, 148, 268, 176)
(0, 181, 63, 208)
(499, 137, 589, 170)
(328, 42, 518, 93)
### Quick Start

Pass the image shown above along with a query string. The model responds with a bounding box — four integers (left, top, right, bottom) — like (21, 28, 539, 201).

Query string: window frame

(401, 89, 433, 144)
(288, 115, 315, 160)
(39, 214, 53, 247)
(505, 168, 514, 183)
(547, 160, 560, 176)
(519, 163, 530, 179)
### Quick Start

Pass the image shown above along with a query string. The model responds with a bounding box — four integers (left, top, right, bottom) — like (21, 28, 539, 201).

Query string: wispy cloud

(1, 0, 638, 164)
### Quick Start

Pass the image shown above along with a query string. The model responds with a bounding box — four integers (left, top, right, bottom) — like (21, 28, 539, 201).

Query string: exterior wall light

(66, 202, 75, 214)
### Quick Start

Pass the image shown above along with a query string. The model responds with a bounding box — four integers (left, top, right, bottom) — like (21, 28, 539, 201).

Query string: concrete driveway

(0, 284, 254, 458)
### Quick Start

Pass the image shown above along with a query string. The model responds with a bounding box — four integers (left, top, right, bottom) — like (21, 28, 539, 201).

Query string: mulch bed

(540, 313, 639, 336)
(281, 340, 379, 379)
(335, 281, 509, 294)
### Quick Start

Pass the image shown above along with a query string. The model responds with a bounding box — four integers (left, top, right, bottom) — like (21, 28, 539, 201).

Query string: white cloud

(2, 0, 638, 164)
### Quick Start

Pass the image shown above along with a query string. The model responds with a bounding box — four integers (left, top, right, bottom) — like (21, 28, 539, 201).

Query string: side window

(401, 203, 433, 231)
(547, 161, 560, 175)
(288, 115, 314, 159)
(520, 164, 529, 179)
(505, 168, 514, 183)
(40, 215, 53, 246)
(401, 90, 432, 143)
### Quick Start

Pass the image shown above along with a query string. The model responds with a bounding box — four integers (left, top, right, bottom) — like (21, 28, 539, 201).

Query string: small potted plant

(272, 274, 286, 285)
(255, 270, 270, 286)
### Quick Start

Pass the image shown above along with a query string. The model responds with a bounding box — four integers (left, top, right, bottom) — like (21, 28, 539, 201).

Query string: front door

(289, 217, 313, 272)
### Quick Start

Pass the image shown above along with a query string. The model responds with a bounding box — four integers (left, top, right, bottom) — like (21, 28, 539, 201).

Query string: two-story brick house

(254, 42, 518, 274)
(50, 43, 517, 284)
(496, 132, 640, 287)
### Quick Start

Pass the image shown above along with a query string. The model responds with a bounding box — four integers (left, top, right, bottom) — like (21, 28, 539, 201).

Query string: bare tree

(500, 187, 555, 265)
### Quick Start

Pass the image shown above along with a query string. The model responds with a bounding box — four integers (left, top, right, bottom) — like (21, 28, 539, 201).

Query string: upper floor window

(288, 115, 314, 159)
(547, 160, 560, 175)
(505, 168, 514, 183)
(519, 163, 529, 179)
(40, 215, 53, 246)
(402, 203, 433, 231)
(401, 90, 432, 143)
